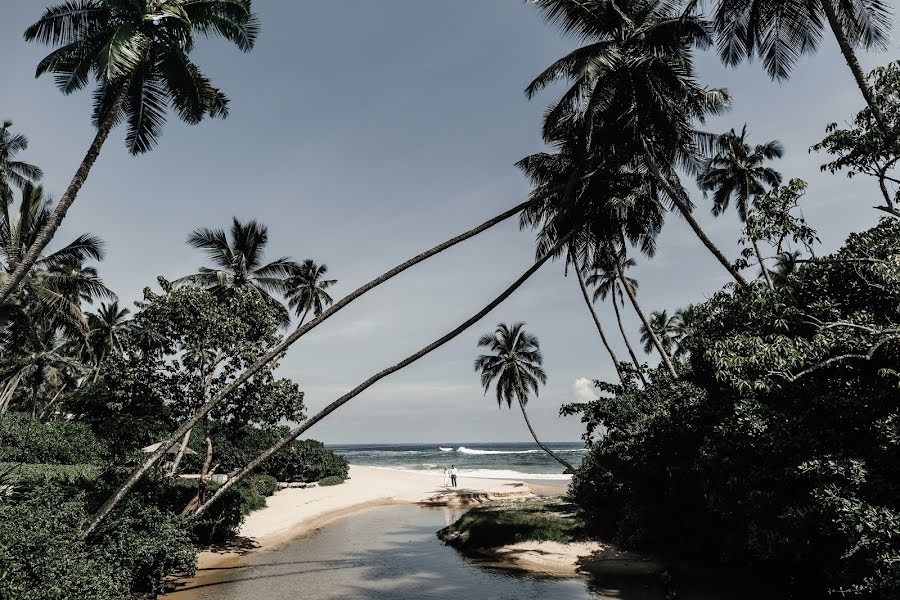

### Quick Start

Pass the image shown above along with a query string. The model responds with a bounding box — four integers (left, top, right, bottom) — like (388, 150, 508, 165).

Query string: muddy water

(164, 505, 767, 600)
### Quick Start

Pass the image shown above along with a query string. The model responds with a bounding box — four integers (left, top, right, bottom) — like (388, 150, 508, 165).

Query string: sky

(0, 1, 896, 444)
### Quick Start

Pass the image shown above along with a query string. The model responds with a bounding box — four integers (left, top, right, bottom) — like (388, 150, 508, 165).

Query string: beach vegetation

(317, 475, 345, 487)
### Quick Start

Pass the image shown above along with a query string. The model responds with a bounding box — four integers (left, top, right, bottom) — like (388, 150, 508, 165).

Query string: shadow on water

(165, 505, 773, 600)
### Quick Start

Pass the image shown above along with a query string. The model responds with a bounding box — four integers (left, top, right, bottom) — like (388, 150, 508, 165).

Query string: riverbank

(165, 464, 559, 595)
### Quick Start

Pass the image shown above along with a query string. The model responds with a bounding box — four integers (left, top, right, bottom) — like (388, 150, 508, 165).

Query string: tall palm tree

(87, 300, 130, 370)
(671, 304, 698, 359)
(285, 260, 337, 326)
(574, 260, 624, 383)
(527, 0, 747, 286)
(0, 120, 43, 206)
(474, 323, 575, 472)
(639, 309, 680, 356)
(712, 0, 894, 132)
(586, 257, 647, 384)
(771, 250, 804, 287)
(0, 0, 259, 304)
(183, 218, 297, 325)
(698, 125, 783, 288)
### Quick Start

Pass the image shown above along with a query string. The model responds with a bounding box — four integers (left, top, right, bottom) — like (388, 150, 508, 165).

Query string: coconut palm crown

(285, 259, 337, 325)
(475, 322, 546, 408)
(0, 120, 42, 206)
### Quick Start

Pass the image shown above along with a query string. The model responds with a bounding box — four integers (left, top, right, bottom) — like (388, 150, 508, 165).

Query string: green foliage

(0, 462, 97, 484)
(317, 475, 345, 487)
(440, 498, 589, 549)
(265, 439, 349, 483)
(252, 473, 278, 497)
(567, 221, 900, 597)
(0, 412, 105, 464)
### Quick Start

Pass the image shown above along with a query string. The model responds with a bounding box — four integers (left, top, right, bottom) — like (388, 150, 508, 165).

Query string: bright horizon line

(324, 441, 584, 446)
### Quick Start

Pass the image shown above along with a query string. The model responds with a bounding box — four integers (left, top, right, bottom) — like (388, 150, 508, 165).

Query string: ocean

(327, 441, 585, 480)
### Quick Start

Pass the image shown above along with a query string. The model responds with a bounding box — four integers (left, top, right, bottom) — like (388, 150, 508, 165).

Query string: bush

(0, 413, 106, 464)
(266, 439, 348, 483)
(317, 475, 345, 487)
(252, 474, 279, 497)
(567, 222, 900, 597)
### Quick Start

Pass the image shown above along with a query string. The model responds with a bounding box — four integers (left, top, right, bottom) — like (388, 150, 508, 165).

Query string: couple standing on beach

(442, 465, 458, 487)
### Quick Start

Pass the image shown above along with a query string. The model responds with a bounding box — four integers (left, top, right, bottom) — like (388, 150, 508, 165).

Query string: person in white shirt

(442, 466, 449, 487)
(450, 465, 458, 487)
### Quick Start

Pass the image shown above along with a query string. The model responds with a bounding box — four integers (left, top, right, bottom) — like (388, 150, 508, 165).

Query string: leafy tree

(285, 259, 337, 325)
(183, 218, 298, 326)
(0, 120, 42, 206)
(712, 0, 894, 132)
(474, 322, 575, 471)
(812, 61, 900, 217)
(698, 125, 784, 287)
(639, 309, 679, 356)
(0, 0, 259, 304)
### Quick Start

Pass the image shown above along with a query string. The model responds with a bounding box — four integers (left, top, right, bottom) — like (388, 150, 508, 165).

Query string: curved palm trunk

(297, 305, 311, 328)
(616, 262, 678, 379)
(81, 198, 541, 537)
(612, 295, 647, 385)
(641, 141, 749, 286)
(574, 261, 624, 383)
(517, 398, 575, 472)
(0, 87, 129, 304)
(188, 241, 567, 520)
(742, 198, 774, 289)
(820, 0, 890, 135)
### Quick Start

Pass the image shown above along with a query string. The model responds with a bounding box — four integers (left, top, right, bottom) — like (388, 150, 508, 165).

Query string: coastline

(163, 464, 563, 595)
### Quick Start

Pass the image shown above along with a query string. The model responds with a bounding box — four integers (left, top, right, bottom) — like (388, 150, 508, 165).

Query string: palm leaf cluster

(182, 217, 336, 327)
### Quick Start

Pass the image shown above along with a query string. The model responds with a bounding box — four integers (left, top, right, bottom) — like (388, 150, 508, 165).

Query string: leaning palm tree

(712, 0, 893, 132)
(639, 310, 680, 357)
(285, 260, 337, 326)
(182, 218, 297, 325)
(474, 322, 575, 472)
(527, 0, 747, 286)
(586, 258, 647, 384)
(0, 0, 260, 304)
(697, 125, 783, 288)
(0, 120, 42, 206)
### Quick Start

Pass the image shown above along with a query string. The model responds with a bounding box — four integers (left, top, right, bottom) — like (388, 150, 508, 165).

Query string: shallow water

(166, 505, 767, 599)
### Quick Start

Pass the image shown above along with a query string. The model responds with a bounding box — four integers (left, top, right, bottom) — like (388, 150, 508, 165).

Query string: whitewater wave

(437, 446, 585, 455)
(438, 447, 453, 452)
(362, 465, 571, 481)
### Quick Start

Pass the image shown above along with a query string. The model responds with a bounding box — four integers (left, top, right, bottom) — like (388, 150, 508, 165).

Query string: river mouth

(163, 505, 769, 599)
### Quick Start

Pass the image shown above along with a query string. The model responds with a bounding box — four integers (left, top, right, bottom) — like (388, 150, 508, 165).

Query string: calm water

(166, 505, 766, 600)
(329, 442, 585, 480)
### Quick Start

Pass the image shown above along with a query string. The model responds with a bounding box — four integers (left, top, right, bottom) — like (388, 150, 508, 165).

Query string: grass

(0, 462, 98, 484)
(441, 497, 590, 549)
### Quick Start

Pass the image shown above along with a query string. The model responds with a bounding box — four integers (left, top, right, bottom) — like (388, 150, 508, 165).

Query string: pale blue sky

(0, 1, 895, 443)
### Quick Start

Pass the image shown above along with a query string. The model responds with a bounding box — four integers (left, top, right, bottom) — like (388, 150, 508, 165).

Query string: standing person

(450, 465, 458, 487)
(442, 466, 449, 487)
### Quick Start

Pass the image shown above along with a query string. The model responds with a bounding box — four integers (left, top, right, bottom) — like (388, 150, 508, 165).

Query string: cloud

(572, 378, 598, 404)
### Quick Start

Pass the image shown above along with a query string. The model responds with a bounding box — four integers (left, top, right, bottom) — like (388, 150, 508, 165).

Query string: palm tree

(473, 323, 575, 471)
(712, 0, 894, 132)
(527, 0, 748, 286)
(639, 310, 680, 357)
(0, 120, 42, 206)
(87, 300, 130, 371)
(771, 250, 804, 287)
(285, 260, 337, 326)
(183, 218, 298, 326)
(671, 304, 698, 359)
(0, 0, 259, 304)
(698, 125, 783, 288)
(574, 259, 624, 383)
(586, 257, 647, 384)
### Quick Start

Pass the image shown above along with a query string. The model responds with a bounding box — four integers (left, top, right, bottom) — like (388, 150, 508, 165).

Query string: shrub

(252, 474, 279, 497)
(266, 439, 348, 483)
(0, 413, 106, 464)
(317, 475, 345, 487)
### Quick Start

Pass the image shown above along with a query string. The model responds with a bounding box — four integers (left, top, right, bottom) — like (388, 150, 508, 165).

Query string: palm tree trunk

(517, 397, 575, 472)
(753, 237, 774, 289)
(187, 241, 567, 520)
(0, 86, 130, 304)
(820, 0, 890, 135)
(573, 261, 625, 383)
(641, 141, 749, 286)
(80, 198, 545, 537)
(169, 429, 192, 476)
(616, 262, 679, 379)
(612, 294, 647, 385)
(297, 305, 311, 327)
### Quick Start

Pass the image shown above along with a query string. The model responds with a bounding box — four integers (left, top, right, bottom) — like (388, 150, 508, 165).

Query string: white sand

(232, 465, 534, 548)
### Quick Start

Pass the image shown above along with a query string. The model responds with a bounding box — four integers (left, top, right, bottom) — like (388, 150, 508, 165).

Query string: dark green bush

(252, 473, 279, 497)
(568, 222, 900, 597)
(266, 439, 349, 483)
(0, 413, 106, 464)
(317, 475, 345, 487)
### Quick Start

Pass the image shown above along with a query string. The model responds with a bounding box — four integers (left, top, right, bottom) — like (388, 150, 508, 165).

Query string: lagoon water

(168, 505, 764, 600)
(328, 442, 585, 480)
